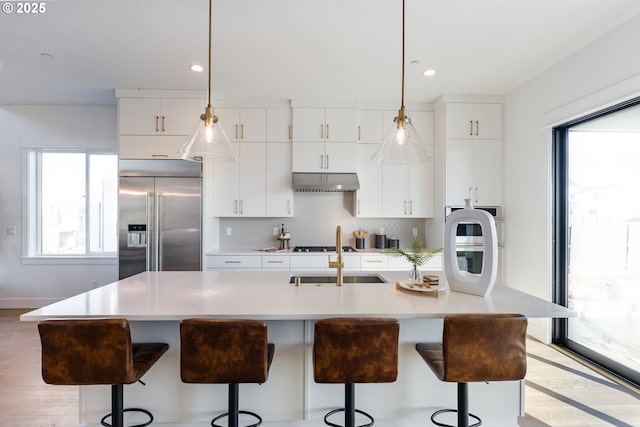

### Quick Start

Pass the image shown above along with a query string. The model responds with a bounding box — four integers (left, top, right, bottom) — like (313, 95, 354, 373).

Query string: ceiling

(1, 0, 640, 106)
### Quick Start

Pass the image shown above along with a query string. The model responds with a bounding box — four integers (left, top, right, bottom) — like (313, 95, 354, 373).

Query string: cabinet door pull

(240, 124, 244, 139)
(288, 125, 292, 140)
(162, 116, 166, 132)
(235, 124, 239, 139)
(469, 120, 473, 136)
(326, 154, 329, 170)
(474, 187, 478, 204)
(320, 124, 324, 139)
(234, 200, 238, 214)
(358, 126, 361, 141)
(239, 199, 244, 214)
(320, 155, 324, 169)
(357, 200, 360, 215)
(404, 201, 407, 214)
(326, 124, 329, 139)
(475, 120, 479, 136)
(287, 200, 291, 214)
(409, 200, 413, 215)
(156, 116, 160, 132)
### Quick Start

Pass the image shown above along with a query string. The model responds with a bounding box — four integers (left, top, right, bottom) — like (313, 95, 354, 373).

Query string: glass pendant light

(371, 0, 430, 165)
(178, 0, 237, 163)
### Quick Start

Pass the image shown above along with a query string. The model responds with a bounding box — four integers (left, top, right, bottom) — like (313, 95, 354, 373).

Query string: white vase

(443, 198, 498, 296)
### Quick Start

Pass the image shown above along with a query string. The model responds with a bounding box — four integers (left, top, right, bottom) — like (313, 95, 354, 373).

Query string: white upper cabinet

(356, 109, 434, 218)
(445, 103, 502, 140)
(266, 142, 294, 217)
(292, 107, 357, 172)
(116, 90, 205, 159)
(443, 101, 502, 206)
(215, 108, 267, 142)
(354, 143, 382, 217)
(293, 107, 357, 142)
(119, 97, 204, 136)
(266, 108, 292, 142)
(213, 142, 267, 217)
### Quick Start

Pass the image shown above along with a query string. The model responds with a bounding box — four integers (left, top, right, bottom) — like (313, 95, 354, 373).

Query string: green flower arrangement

(388, 240, 442, 282)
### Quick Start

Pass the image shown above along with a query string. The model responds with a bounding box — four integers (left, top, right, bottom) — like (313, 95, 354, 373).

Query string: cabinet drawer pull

(469, 120, 473, 136)
(225, 260, 242, 264)
(366, 260, 383, 263)
(151, 154, 169, 158)
(267, 260, 284, 264)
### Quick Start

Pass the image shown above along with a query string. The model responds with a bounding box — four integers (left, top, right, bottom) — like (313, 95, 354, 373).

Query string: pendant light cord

(401, 0, 405, 109)
(207, 0, 212, 108)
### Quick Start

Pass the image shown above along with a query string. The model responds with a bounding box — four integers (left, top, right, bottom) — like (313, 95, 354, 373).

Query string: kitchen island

(21, 270, 574, 426)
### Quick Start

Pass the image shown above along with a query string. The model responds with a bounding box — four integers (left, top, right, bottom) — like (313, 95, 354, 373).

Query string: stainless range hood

(292, 172, 360, 192)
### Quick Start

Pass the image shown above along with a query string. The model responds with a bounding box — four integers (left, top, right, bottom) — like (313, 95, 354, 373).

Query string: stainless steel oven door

(455, 245, 503, 283)
(455, 220, 503, 246)
(455, 246, 485, 275)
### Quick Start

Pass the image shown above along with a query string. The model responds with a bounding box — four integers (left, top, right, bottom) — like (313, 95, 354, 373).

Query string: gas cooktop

(293, 246, 358, 253)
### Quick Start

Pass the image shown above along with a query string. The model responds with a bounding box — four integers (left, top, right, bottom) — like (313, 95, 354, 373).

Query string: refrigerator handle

(146, 192, 155, 271)
(157, 192, 164, 271)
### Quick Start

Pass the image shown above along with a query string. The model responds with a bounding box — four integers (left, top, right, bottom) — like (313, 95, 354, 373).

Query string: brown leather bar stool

(415, 314, 528, 427)
(313, 317, 399, 427)
(38, 318, 169, 427)
(180, 319, 275, 427)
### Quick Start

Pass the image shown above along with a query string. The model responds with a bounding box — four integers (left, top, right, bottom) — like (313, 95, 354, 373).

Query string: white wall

(0, 105, 118, 308)
(504, 13, 640, 342)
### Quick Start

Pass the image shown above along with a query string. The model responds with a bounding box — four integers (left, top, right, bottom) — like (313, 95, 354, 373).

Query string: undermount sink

(289, 274, 387, 284)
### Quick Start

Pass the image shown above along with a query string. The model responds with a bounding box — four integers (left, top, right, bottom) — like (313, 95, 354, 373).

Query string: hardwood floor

(1, 309, 638, 426)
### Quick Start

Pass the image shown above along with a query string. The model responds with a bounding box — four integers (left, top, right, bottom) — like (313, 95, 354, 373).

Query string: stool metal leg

(458, 382, 468, 427)
(345, 384, 355, 427)
(229, 383, 239, 427)
(112, 384, 124, 427)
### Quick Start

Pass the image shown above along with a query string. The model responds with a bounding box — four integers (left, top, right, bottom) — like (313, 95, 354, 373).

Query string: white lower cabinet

(206, 255, 262, 271)
(360, 254, 389, 271)
(206, 253, 443, 273)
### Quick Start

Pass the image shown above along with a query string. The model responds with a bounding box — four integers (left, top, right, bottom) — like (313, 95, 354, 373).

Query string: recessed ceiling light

(189, 64, 204, 72)
(423, 69, 437, 77)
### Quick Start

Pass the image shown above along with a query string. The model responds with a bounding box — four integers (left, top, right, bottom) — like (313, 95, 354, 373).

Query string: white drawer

(360, 254, 389, 270)
(262, 255, 290, 269)
(289, 255, 330, 271)
(206, 255, 262, 270)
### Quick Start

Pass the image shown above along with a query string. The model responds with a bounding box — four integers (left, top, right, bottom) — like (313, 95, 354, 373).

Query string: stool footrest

(431, 408, 482, 427)
(324, 408, 374, 427)
(101, 407, 154, 427)
(211, 410, 263, 427)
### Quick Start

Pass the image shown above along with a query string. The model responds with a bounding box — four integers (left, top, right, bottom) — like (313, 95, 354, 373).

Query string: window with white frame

(26, 150, 118, 256)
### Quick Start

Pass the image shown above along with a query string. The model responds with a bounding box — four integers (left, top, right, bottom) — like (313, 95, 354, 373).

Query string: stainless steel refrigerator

(118, 159, 202, 279)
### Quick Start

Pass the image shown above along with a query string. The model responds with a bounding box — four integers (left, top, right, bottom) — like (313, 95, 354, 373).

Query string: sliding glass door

(554, 100, 640, 386)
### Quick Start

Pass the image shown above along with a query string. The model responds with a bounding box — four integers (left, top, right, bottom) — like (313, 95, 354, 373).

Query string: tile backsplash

(219, 192, 433, 249)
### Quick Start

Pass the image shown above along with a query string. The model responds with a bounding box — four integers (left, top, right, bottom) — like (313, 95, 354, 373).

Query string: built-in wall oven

(445, 206, 503, 280)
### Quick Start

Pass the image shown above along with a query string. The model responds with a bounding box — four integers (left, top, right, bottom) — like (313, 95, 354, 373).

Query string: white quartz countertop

(21, 271, 574, 321)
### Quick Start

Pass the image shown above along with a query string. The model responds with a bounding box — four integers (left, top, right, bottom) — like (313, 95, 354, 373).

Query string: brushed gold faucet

(328, 225, 344, 286)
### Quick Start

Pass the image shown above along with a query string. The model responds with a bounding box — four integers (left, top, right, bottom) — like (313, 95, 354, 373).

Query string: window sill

(21, 256, 117, 265)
